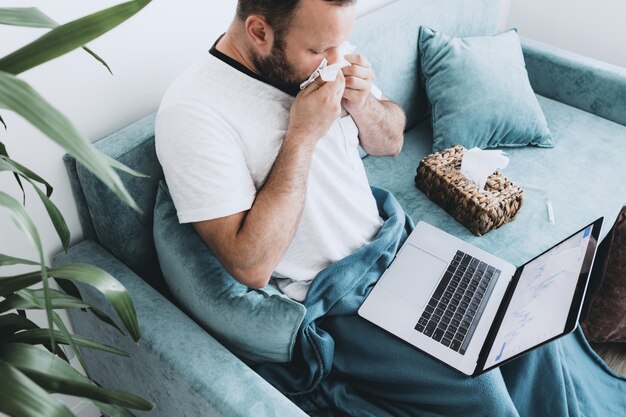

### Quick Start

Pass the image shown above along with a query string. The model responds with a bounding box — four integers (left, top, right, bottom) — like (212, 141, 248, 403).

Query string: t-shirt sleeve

(155, 104, 256, 223)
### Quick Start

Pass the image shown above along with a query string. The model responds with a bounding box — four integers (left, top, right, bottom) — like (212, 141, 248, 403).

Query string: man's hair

(236, 0, 355, 42)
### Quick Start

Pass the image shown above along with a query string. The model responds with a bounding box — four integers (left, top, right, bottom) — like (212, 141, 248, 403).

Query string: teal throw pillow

(153, 181, 306, 363)
(418, 26, 553, 152)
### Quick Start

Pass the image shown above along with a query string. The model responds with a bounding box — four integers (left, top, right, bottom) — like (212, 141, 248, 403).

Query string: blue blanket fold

(254, 187, 626, 416)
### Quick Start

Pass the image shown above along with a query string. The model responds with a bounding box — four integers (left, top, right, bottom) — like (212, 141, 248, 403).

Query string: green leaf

(1, 328, 128, 356)
(82, 46, 113, 75)
(1, 161, 67, 249)
(0, 271, 40, 296)
(0, 8, 113, 74)
(52, 310, 87, 373)
(0, 191, 54, 346)
(0, 193, 42, 251)
(0, 252, 39, 267)
(0, 289, 91, 313)
(0, 313, 38, 337)
(0, 71, 141, 212)
(0, 0, 151, 75)
(53, 277, 81, 300)
(49, 264, 141, 342)
(0, 343, 153, 411)
(0, 264, 140, 341)
(104, 153, 149, 179)
(0, 141, 26, 204)
(6, 291, 84, 366)
(55, 278, 124, 334)
(4, 289, 125, 338)
(0, 359, 75, 417)
(0, 113, 6, 129)
(0, 275, 124, 334)
(0, 7, 57, 28)
(30, 180, 70, 250)
(0, 154, 53, 196)
(0, 313, 69, 361)
(0, 155, 70, 248)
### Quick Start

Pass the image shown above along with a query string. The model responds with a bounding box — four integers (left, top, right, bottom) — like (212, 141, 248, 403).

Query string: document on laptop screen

(483, 225, 594, 369)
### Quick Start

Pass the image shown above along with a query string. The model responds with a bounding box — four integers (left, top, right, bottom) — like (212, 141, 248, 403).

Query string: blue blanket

(254, 187, 626, 416)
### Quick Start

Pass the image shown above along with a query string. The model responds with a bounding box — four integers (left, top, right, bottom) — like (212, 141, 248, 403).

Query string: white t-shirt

(155, 51, 383, 301)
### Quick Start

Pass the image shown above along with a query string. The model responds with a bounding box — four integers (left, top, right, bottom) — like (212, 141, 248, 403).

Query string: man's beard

(250, 37, 303, 94)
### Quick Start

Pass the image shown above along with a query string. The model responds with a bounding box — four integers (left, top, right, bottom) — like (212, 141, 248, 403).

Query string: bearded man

(155, 1, 626, 416)
(156, 0, 404, 302)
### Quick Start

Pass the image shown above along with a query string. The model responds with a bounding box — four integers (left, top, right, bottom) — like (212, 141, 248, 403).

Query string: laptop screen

(482, 222, 599, 370)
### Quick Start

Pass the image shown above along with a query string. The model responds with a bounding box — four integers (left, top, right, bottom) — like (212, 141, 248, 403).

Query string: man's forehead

(288, 0, 356, 46)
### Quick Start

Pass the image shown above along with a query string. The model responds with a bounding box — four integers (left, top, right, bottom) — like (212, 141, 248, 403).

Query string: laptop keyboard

(414, 250, 500, 355)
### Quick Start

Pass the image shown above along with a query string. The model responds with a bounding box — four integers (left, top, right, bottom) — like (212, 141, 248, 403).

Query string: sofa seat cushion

(364, 95, 626, 266)
(153, 182, 306, 363)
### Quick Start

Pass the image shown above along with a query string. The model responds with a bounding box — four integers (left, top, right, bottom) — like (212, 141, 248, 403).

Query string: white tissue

(319, 41, 356, 81)
(299, 41, 356, 89)
(460, 147, 510, 191)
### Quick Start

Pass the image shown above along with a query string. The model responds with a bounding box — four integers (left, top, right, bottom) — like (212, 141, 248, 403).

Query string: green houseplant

(0, 2, 156, 416)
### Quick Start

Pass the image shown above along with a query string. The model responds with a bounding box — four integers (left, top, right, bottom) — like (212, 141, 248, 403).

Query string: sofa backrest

(351, 0, 502, 130)
(65, 0, 503, 292)
(64, 113, 168, 292)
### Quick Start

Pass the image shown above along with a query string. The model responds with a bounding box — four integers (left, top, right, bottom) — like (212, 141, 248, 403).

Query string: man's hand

(341, 53, 375, 116)
(287, 71, 346, 146)
(339, 52, 406, 157)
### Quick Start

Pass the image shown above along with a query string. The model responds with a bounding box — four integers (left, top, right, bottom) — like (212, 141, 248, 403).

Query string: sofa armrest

(522, 37, 626, 127)
(53, 240, 307, 417)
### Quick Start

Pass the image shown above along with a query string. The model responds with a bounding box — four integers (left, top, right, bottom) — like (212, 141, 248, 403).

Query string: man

(156, 0, 405, 302)
(156, 1, 626, 416)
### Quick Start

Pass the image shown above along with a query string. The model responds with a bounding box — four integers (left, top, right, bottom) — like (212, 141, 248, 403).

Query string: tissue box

(414, 145, 524, 236)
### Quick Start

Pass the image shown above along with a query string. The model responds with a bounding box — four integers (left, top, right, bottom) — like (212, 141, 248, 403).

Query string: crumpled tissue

(300, 41, 356, 90)
(460, 147, 510, 191)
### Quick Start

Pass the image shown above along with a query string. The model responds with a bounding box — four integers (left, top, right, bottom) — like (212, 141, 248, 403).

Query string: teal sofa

(54, 0, 626, 415)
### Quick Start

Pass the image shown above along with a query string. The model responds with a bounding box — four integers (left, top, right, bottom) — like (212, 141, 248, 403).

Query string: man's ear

(244, 15, 274, 55)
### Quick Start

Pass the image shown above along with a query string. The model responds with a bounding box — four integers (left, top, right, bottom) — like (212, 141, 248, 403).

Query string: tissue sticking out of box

(300, 41, 356, 90)
(460, 147, 510, 191)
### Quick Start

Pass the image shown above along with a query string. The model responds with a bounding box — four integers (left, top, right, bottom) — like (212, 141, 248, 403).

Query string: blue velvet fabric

(350, 0, 502, 131)
(418, 26, 553, 152)
(55, 0, 626, 414)
(522, 37, 626, 127)
(254, 187, 412, 394)
(53, 240, 308, 417)
(73, 113, 168, 293)
(63, 154, 97, 241)
(253, 188, 626, 417)
(153, 182, 306, 363)
(364, 95, 626, 267)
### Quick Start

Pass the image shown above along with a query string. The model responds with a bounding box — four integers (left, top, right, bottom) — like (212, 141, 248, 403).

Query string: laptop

(358, 218, 603, 376)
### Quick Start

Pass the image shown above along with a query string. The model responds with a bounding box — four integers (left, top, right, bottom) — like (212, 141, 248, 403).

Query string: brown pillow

(582, 207, 626, 343)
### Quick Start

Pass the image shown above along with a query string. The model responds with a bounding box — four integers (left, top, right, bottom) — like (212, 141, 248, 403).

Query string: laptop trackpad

(379, 245, 448, 308)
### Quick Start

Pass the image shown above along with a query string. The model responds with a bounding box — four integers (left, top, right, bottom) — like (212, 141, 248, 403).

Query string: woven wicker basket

(414, 145, 524, 236)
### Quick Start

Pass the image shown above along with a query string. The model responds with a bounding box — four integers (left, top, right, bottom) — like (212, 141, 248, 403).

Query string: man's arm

(192, 74, 346, 289)
(342, 54, 406, 156)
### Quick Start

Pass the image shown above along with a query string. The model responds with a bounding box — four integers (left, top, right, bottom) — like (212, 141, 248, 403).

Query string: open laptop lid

(474, 217, 603, 376)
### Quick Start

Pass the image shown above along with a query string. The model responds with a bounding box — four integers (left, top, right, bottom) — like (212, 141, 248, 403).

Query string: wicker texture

(415, 145, 524, 236)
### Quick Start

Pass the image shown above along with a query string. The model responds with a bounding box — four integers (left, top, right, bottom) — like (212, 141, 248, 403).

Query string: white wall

(506, 0, 626, 68)
(0, 1, 398, 416)
(0, 0, 239, 269)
